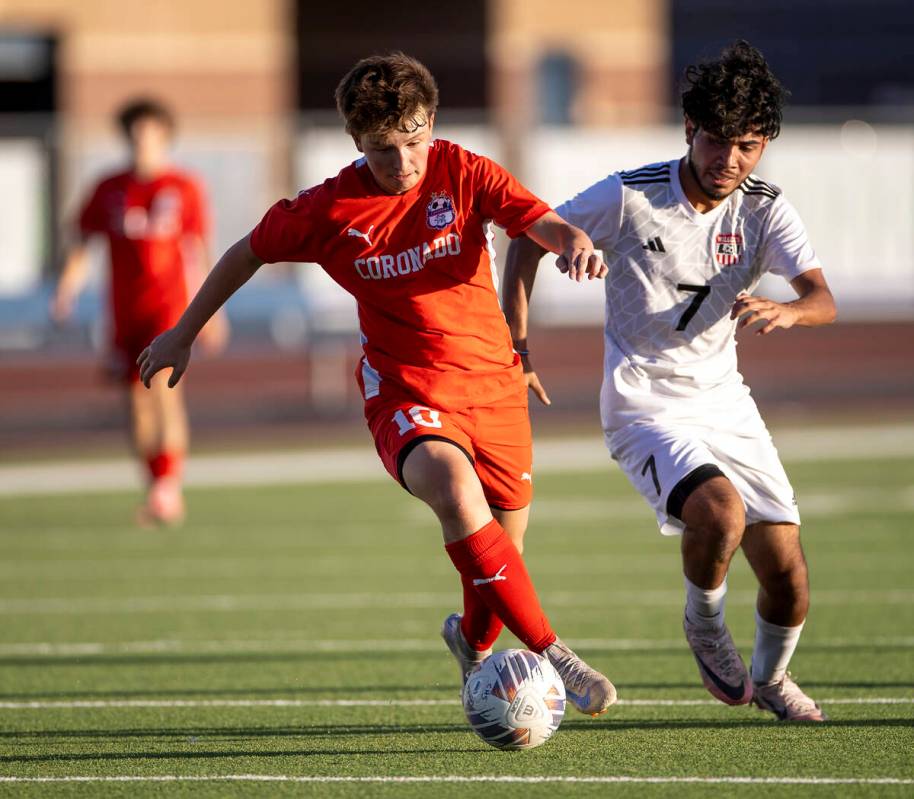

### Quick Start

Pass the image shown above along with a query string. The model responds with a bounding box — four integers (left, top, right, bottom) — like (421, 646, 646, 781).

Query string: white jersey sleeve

(554, 174, 624, 251)
(759, 197, 822, 281)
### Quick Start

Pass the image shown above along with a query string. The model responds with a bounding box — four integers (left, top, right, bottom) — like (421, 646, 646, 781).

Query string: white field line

(2, 635, 914, 658)
(2, 588, 913, 616)
(0, 697, 911, 710)
(2, 423, 913, 497)
(0, 775, 912, 786)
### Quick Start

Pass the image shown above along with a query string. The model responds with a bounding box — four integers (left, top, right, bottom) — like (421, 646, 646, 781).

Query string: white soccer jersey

(556, 159, 821, 433)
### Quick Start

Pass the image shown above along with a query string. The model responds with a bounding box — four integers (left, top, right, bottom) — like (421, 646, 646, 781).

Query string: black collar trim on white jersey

(739, 175, 780, 199)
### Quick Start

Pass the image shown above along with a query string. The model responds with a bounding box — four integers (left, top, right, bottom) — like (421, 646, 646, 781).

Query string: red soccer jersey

(249, 140, 550, 410)
(78, 169, 208, 336)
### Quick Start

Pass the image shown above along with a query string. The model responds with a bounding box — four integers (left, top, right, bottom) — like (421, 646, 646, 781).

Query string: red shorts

(364, 385, 533, 511)
(109, 311, 180, 383)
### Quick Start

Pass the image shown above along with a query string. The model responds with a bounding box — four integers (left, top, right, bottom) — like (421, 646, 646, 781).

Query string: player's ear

(684, 117, 696, 145)
(352, 134, 363, 153)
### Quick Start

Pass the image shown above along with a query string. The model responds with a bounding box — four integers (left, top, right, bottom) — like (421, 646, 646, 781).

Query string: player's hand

(520, 354, 551, 406)
(137, 327, 192, 388)
(48, 292, 74, 325)
(556, 248, 608, 282)
(731, 291, 800, 335)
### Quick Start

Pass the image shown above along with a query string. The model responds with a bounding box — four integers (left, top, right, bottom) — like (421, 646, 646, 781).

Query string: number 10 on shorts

(393, 406, 444, 435)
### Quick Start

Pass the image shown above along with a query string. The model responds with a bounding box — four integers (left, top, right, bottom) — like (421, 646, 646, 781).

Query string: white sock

(684, 576, 727, 630)
(751, 609, 804, 685)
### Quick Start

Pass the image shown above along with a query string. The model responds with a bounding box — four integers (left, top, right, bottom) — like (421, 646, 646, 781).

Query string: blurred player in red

(51, 98, 227, 526)
(138, 53, 617, 715)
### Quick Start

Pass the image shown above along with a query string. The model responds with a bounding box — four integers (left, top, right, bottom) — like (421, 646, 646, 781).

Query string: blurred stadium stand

(0, 0, 912, 455)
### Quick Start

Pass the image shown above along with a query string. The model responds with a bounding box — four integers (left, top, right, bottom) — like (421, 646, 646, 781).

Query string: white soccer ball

(462, 648, 566, 750)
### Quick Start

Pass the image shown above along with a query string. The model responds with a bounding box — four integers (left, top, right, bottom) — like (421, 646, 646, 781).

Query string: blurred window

(0, 33, 55, 115)
(295, 0, 488, 114)
(537, 51, 578, 126)
(670, 0, 914, 108)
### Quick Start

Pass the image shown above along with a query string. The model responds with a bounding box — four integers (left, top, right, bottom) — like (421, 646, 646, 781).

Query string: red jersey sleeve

(181, 176, 209, 239)
(468, 151, 550, 238)
(77, 181, 108, 236)
(249, 187, 324, 264)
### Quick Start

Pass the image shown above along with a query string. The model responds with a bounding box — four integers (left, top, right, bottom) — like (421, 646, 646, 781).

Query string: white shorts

(607, 401, 800, 536)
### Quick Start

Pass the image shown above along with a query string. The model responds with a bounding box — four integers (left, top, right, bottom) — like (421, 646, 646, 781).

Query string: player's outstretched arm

(184, 233, 231, 355)
(730, 267, 836, 336)
(525, 211, 608, 283)
(49, 237, 90, 324)
(137, 235, 263, 388)
(503, 234, 551, 405)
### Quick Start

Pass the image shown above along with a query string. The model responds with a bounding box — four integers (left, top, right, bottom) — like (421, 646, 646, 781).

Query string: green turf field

(1, 454, 912, 797)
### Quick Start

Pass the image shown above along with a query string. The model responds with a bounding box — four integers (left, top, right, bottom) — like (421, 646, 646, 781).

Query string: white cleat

(543, 638, 617, 716)
(136, 478, 185, 528)
(440, 613, 491, 688)
(683, 614, 753, 706)
(752, 673, 827, 722)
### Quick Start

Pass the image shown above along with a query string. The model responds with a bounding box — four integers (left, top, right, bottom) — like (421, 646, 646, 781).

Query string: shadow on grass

(4, 715, 913, 754)
(1, 722, 488, 764)
(0, 745, 481, 765)
(1, 723, 473, 743)
(561, 717, 914, 733)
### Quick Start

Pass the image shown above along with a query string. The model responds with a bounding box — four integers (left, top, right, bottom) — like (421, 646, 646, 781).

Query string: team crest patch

(715, 233, 743, 266)
(426, 191, 456, 230)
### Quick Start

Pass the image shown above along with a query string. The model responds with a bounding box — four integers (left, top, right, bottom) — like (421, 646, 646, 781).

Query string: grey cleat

(543, 638, 617, 716)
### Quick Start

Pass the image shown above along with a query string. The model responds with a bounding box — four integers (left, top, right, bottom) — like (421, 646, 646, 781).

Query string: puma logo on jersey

(347, 225, 374, 246)
(520, 472, 532, 482)
(473, 564, 507, 586)
(641, 236, 666, 253)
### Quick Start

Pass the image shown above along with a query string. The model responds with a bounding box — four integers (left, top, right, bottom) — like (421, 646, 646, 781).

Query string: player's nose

(391, 147, 408, 171)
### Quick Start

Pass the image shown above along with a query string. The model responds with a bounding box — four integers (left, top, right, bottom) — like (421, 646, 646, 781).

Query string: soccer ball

(462, 648, 566, 750)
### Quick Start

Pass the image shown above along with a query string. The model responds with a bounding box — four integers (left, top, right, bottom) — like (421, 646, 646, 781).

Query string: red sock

(460, 574, 504, 652)
(446, 519, 556, 653)
(145, 451, 184, 482)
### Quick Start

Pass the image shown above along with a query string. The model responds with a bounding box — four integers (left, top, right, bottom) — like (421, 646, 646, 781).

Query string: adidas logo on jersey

(641, 236, 666, 253)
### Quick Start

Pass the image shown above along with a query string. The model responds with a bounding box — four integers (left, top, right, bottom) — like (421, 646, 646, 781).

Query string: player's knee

(428, 478, 481, 522)
(683, 492, 745, 558)
(403, 446, 486, 522)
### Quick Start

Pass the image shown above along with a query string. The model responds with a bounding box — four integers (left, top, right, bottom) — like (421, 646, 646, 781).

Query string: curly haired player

(505, 41, 836, 721)
(138, 53, 616, 715)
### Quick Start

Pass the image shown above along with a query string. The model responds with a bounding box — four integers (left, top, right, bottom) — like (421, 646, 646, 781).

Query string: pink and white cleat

(683, 614, 753, 705)
(752, 673, 827, 721)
